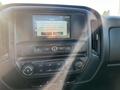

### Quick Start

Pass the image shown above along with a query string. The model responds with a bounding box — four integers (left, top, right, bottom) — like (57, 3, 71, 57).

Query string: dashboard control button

(39, 69, 43, 72)
(80, 57, 87, 62)
(22, 65, 34, 76)
(48, 63, 52, 66)
(51, 46, 58, 52)
(65, 46, 72, 51)
(74, 61, 83, 70)
(58, 46, 65, 50)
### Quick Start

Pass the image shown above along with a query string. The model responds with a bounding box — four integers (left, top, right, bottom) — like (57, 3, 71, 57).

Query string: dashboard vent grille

(91, 20, 100, 55)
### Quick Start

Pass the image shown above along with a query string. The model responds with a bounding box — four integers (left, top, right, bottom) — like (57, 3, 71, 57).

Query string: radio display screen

(33, 15, 70, 39)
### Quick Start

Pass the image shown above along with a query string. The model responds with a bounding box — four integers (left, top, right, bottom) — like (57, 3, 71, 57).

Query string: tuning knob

(22, 64, 34, 76)
(74, 61, 83, 70)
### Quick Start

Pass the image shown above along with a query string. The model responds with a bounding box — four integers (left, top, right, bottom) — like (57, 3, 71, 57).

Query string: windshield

(0, 0, 119, 16)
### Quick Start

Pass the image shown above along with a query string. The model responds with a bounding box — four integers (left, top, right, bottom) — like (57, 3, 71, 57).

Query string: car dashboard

(0, 4, 120, 90)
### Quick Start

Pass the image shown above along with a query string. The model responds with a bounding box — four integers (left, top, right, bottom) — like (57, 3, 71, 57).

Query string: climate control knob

(22, 64, 34, 76)
(74, 61, 83, 70)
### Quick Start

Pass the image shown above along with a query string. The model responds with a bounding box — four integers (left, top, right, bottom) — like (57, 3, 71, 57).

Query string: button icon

(51, 46, 58, 52)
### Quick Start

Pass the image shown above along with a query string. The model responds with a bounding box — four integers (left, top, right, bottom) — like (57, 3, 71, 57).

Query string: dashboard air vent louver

(91, 20, 100, 55)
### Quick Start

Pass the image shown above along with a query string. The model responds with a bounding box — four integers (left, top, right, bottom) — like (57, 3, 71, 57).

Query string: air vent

(91, 20, 100, 55)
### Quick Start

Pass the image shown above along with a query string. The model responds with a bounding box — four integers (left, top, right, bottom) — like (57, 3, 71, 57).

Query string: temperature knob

(74, 61, 83, 70)
(22, 64, 34, 76)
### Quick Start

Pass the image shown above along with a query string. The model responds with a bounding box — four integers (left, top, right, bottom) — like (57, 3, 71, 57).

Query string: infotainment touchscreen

(33, 15, 70, 39)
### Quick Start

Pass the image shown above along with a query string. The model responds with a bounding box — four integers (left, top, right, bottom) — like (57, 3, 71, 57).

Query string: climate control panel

(17, 56, 87, 77)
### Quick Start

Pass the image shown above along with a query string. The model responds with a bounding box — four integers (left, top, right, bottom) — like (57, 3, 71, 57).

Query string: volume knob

(22, 64, 34, 76)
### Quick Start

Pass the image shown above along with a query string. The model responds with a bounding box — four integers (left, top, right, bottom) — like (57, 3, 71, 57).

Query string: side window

(0, 16, 9, 60)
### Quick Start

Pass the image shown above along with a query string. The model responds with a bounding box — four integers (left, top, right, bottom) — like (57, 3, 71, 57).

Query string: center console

(15, 10, 88, 77)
